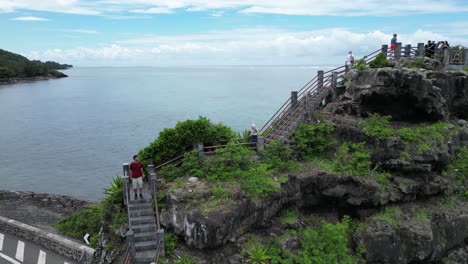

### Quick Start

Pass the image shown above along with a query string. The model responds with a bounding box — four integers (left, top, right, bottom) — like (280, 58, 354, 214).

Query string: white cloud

(10, 16, 49, 21)
(23, 28, 468, 67)
(1, 0, 467, 16)
(129, 7, 174, 14)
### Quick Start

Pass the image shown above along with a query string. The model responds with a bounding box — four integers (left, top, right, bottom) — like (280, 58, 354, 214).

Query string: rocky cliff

(156, 58, 468, 263)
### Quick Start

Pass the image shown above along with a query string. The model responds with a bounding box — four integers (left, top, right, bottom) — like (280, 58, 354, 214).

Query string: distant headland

(0, 48, 72, 84)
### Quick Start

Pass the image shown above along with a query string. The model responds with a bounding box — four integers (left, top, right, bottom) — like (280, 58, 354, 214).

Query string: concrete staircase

(265, 86, 332, 144)
(128, 198, 158, 264)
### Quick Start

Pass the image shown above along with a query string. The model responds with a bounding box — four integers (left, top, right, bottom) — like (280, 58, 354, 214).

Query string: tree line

(0, 48, 72, 79)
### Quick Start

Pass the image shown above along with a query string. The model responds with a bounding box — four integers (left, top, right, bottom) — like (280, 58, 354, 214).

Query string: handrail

(154, 153, 186, 170)
(153, 241, 163, 264)
(121, 244, 131, 264)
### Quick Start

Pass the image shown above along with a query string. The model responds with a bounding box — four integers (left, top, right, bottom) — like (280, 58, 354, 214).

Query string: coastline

(0, 190, 91, 233)
(0, 75, 68, 85)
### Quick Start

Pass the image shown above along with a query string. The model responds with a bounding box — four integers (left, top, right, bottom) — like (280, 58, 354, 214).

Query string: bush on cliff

(55, 177, 126, 248)
(243, 216, 360, 263)
(293, 123, 335, 160)
(360, 113, 393, 140)
(368, 52, 388, 68)
(139, 116, 237, 165)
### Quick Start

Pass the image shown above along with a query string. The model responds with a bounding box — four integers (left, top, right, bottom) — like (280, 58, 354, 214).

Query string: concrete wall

(447, 49, 468, 70)
(0, 216, 94, 263)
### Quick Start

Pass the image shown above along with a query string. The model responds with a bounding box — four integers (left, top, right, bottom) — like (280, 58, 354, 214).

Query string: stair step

(130, 209, 154, 217)
(135, 250, 157, 264)
(135, 231, 159, 242)
(135, 240, 159, 251)
(133, 223, 157, 233)
(131, 215, 156, 225)
(129, 203, 153, 210)
(129, 198, 151, 204)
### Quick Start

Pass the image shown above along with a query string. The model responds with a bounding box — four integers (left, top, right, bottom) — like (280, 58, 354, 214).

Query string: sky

(1, 0, 468, 66)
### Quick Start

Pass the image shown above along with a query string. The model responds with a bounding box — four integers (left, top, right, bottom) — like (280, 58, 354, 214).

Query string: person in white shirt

(346, 51, 355, 67)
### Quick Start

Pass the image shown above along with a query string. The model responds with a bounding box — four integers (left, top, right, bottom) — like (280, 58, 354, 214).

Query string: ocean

(0, 66, 332, 201)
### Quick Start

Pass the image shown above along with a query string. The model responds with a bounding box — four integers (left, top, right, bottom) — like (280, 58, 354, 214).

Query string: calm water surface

(0, 66, 328, 201)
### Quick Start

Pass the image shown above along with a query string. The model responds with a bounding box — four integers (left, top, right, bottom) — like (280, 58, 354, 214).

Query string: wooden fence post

(417, 43, 424, 57)
(291, 91, 298, 107)
(395, 43, 402, 59)
(331, 72, 338, 100)
(381, 45, 388, 59)
(317, 70, 324, 90)
(405, 44, 411, 57)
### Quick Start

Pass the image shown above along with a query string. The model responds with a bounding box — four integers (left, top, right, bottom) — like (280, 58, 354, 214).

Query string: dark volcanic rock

(325, 67, 468, 122)
(354, 202, 468, 263)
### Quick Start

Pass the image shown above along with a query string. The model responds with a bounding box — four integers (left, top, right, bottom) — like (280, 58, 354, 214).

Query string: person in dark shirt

(129, 155, 145, 200)
(250, 124, 258, 143)
(425, 40, 431, 57)
(390, 34, 397, 57)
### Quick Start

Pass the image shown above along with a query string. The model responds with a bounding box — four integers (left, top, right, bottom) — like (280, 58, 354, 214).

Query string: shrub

(54, 203, 103, 247)
(55, 177, 127, 248)
(414, 208, 430, 224)
(164, 233, 178, 257)
(353, 56, 367, 70)
(444, 147, 468, 186)
(368, 52, 388, 68)
(247, 244, 271, 264)
(360, 113, 393, 140)
(396, 122, 450, 153)
(372, 207, 401, 229)
(260, 139, 296, 172)
(280, 209, 298, 225)
(464, 66, 468, 72)
(240, 164, 278, 198)
(298, 216, 356, 263)
(405, 58, 425, 68)
(323, 142, 371, 176)
(293, 123, 335, 160)
(139, 117, 237, 165)
(210, 183, 230, 200)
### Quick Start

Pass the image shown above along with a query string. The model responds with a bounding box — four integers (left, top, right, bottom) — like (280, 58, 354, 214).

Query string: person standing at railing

(129, 154, 145, 200)
(390, 33, 397, 58)
(250, 124, 258, 143)
(346, 51, 355, 67)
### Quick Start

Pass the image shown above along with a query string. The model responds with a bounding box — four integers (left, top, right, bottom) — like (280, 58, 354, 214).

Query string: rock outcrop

(325, 63, 468, 122)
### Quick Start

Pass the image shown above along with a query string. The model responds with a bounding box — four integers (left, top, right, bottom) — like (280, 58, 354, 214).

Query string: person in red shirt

(129, 155, 145, 200)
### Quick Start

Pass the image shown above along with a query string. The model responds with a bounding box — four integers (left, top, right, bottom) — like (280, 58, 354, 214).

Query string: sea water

(0, 66, 332, 200)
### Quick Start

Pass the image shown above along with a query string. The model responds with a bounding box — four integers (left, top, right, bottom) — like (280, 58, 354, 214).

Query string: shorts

(132, 177, 143, 189)
(390, 45, 395, 49)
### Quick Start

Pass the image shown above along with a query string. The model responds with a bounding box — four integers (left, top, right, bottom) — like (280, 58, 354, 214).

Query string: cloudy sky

(1, 0, 468, 66)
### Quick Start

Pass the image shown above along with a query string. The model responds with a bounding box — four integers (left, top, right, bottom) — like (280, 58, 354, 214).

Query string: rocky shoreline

(0, 74, 68, 85)
(0, 190, 92, 234)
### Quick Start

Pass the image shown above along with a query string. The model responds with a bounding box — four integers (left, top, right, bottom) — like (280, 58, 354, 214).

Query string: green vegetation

(444, 147, 468, 186)
(279, 209, 298, 225)
(405, 58, 425, 68)
(372, 207, 401, 229)
(359, 113, 453, 154)
(414, 208, 430, 224)
(368, 52, 388, 68)
(243, 216, 360, 263)
(173, 255, 198, 264)
(463, 66, 468, 72)
(320, 142, 371, 176)
(210, 183, 230, 200)
(0, 49, 70, 79)
(360, 113, 393, 140)
(54, 177, 126, 248)
(139, 116, 237, 165)
(293, 123, 335, 160)
(353, 56, 367, 70)
(396, 121, 451, 153)
(164, 233, 179, 257)
(246, 244, 271, 264)
(260, 139, 297, 172)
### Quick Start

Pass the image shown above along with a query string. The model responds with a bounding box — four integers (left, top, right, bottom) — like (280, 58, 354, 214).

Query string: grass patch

(372, 207, 401, 229)
(414, 208, 430, 224)
(164, 233, 178, 257)
(396, 121, 451, 154)
(360, 113, 393, 140)
(443, 147, 468, 186)
(405, 58, 425, 68)
(279, 209, 298, 225)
